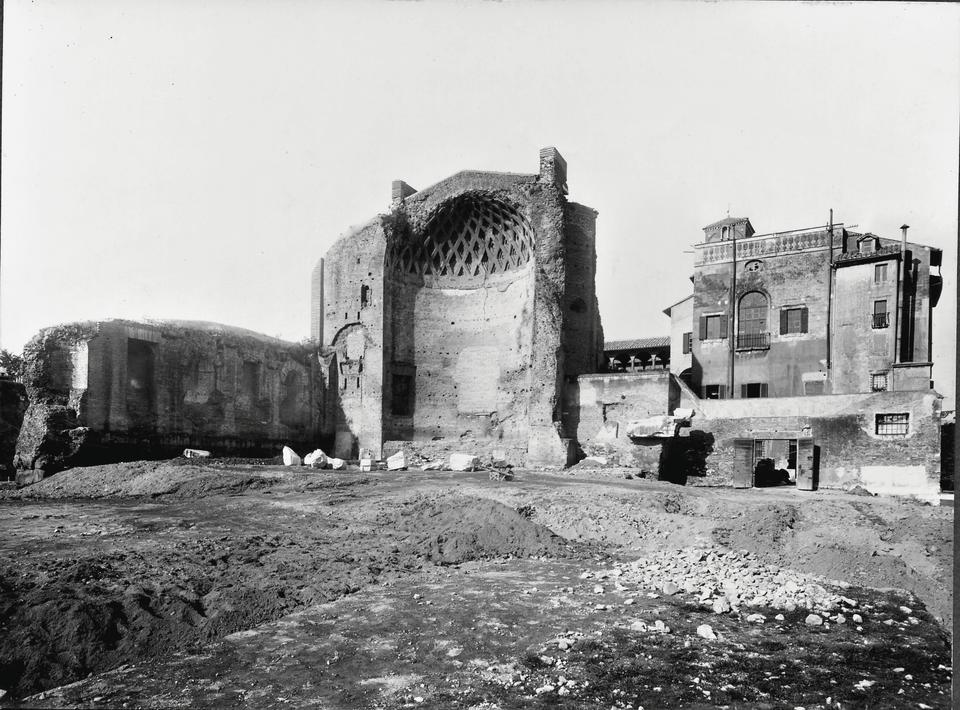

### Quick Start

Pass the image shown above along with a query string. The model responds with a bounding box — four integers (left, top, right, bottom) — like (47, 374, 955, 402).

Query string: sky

(2, 0, 958, 406)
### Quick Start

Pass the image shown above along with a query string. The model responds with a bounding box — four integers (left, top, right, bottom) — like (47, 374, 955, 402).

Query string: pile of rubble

(224, 446, 509, 477)
(592, 547, 863, 619)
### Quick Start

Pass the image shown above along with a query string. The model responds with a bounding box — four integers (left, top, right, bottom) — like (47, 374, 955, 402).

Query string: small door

(796, 438, 817, 491)
(732, 439, 755, 488)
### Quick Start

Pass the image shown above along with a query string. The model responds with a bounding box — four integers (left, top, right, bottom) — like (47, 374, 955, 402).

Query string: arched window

(738, 292, 769, 350)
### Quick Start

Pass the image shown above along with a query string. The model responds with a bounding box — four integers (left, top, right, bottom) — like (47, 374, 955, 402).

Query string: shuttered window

(703, 384, 726, 399)
(779, 306, 808, 334)
(740, 382, 768, 398)
(700, 314, 726, 340)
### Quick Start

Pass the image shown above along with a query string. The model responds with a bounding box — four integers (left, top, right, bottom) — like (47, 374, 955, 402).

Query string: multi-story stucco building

(667, 217, 943, 399)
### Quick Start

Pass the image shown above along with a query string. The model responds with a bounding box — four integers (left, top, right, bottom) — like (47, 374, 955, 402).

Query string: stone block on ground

(183, 449, 211, 459)
(625, 416, 674, 438)
(303, 449, 328, 468)
(423, 460, 445, 470)
(386, 451, 406, 471)
(328, 457, 346, 470)
(282, 446, 302, 466)
(449, 453, 479, 472)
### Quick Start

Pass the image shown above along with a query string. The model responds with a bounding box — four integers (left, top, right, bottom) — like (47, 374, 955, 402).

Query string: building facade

(669, 217, 942, 400)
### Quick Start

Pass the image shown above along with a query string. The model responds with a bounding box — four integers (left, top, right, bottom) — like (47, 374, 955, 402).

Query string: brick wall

(320, 148, 599, 466)
(576, 371, 674, 442)
(16, 319, 323, 470)
(322, 219, 387, 458)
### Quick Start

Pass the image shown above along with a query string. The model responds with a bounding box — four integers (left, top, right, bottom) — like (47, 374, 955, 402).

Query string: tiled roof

(604, 336, 671, 351)
(703, 216, 750, 230)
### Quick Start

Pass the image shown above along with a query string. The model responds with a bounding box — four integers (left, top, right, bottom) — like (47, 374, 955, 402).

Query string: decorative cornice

(695, 230, 832, 266)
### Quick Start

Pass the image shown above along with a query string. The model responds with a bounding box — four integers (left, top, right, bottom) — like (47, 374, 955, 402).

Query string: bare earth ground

(0, 460, 952, 709)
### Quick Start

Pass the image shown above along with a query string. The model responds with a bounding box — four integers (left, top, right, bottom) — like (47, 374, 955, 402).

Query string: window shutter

(760, 382, 768, 397)
(780, 309, 788, 335)
(720, 316, 728, 339)
(740, 384, 747, 398)
(800, 307, 808, 333)
(699, 316, 707, 340)
(718, 384, 726, 399)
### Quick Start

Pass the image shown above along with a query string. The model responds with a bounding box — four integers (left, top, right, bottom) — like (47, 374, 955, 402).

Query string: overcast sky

(2, 0, 957, 405)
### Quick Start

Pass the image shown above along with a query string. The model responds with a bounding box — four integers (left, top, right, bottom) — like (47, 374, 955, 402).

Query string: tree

(0, 350, 24, 381)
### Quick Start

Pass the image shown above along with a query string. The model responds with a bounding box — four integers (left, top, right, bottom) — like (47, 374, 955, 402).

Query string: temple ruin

(313, 147, 603, 466)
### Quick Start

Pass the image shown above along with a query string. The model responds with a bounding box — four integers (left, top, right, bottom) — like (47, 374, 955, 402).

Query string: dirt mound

(386, 496, 575, 565)
(0, 459, 361, 501)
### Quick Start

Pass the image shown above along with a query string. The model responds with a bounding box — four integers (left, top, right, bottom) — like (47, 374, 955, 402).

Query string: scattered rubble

(594, 547, 863, 618)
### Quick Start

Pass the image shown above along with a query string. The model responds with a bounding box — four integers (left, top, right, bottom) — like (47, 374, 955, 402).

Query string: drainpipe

(826, 210, 833, 373)
(895, 224, 909, 366)
(728, 226, 737, 398)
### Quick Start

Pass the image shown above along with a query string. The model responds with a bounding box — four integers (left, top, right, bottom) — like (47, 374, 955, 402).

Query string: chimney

(539, 147, 568, 195)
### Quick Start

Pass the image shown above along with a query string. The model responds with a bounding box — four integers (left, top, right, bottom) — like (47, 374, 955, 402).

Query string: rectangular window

(871, 373, 888, 392)
(872, 300, 889, 329)
(741, 382, 768, 399)
(780, 307, 808, 335)
(874, 263, 888, 283)
(682, 332, 692, 354)
(703, 384, 725, 399)
(702, 314, 725, 340)
(391, 374, 414, 416)
(876, 413, 908, 436)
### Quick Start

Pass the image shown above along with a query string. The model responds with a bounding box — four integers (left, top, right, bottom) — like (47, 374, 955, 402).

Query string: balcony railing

(872, 312, 889, 329)
(736, 332, 770, 350)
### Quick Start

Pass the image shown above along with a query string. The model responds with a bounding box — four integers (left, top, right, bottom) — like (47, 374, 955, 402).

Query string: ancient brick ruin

(12, 320, 321, 477)
(313, 147, 603, 466)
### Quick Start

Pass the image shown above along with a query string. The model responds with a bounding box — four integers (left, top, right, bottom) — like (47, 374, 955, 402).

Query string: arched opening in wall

(360, 284, 370, 308)
(737, 291, 769, 350)
(679, 368, 694, 387)
(280, 370, 303, 428)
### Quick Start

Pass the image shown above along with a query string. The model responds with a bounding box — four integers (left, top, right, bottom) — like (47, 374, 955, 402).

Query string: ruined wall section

(576, 371, 673, 443)
(322, 220, 387, 458)
(15, 320, 322, 474)
(382, 173, 541, 461)
(0, 380, 27, 477)
(559, 202, 604, 442)
(560, 202, 603, 378)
